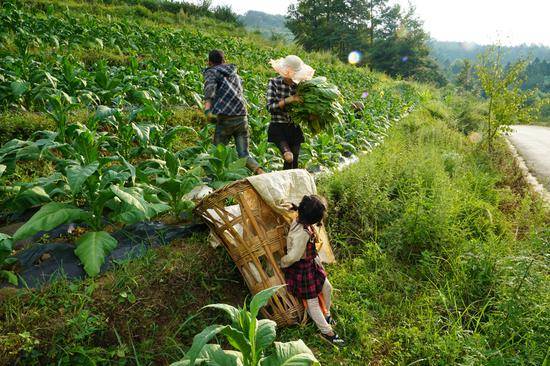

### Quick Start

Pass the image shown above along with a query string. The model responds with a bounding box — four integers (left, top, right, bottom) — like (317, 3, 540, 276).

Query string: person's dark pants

(267, 123, 304, 170)
(276, 141, 301, 170)
(214, 115, 260, 172)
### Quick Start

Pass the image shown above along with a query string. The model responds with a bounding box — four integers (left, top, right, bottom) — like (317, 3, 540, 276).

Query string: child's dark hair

(208, 49, 225, 65)
(291, 195, 327, 226)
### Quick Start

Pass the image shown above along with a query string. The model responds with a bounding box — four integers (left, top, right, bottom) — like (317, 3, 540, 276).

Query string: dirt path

(507, 125, 550, 190)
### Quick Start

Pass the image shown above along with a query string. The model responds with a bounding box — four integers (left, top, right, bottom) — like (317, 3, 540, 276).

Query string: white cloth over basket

(208, 169, 335, 263)
(247, 169, 318, 217)
(247, 169, 335, 264)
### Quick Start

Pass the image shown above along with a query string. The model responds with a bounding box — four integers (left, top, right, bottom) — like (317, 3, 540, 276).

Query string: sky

(205, 0, 550, 46)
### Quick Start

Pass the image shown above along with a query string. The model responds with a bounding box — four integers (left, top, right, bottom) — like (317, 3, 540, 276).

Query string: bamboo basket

(195, 179, 306, 326)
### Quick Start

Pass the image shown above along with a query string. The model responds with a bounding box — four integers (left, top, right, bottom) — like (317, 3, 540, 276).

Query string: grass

(276, 108, 549, 365)
(1, 104, 548, 365)
(0, 234, 247, 365)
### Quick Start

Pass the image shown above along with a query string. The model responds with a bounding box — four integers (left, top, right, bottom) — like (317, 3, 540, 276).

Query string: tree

(456, 59, 475, 91)
(476, 47, 538, 152)
(368, 6, 447, 85)
(286, 0, 368, 58)
(286, 1, 446, 85)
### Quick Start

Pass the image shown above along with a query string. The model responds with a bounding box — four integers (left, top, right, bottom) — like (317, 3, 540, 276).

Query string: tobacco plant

(172, 286, 320, 366)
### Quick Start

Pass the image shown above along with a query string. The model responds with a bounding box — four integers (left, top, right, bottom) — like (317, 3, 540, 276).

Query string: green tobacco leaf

(146, 202, 171, 217)
(131, 123, 151, 142)
(159, 178, 181, 198)
(0, 164, 6, 178)
(13, 202, 89, 242)
(118, 155, 136, 185)
(13, 186, 51, 209)
(259, 340, 319, 366)
(10, 80, 29, 97)
(227, 158, 247, 172)
(0, 233, 14, 253)
(199, 344, 243, 366)
(0, 139, 28, 156)
(163, 126, 193, 146)
(185, 324, 228, 365)
(110, 186, 169, 224)
(15, 144, 40, 161)
(95, 105, 116, 120)
(191, 91, 203, 109)
(202, 304, 240, 323)
(74, 231, 117, 277)
(1, 270, 18, 286)
(250, 285, 284, 319)
(66, 162, 99, 194)
(255, 319, 277, 354)
(112, 208, 147, 225)
(111, 185, 147, 213)
(220, 326, 251, 356)
(165, 151, 179, 177)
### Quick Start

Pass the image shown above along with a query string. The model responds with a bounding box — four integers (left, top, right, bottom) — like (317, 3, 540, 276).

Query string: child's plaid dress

(283, 225, 327, 300)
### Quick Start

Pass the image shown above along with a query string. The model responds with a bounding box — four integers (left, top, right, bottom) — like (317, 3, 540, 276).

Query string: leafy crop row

(0, 0, 421, 282)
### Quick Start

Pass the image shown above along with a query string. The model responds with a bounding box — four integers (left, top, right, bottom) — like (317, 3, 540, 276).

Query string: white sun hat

(269, 55, 315, 83)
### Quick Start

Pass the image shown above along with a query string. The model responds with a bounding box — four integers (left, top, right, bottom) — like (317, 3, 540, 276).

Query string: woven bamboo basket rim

(195, 178, 253, 212)
(193, 178, 307, 326)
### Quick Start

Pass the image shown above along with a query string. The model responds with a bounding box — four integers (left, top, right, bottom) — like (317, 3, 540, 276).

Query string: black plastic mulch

(5, 221, 206, 288)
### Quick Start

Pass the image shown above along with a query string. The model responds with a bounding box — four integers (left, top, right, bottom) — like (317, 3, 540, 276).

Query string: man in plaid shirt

(203, 50, 262, 174)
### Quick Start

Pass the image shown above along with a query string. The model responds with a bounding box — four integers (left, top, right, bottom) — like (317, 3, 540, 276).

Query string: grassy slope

(288, 105, 549, 365)
(0, 234, 248, 364)
(2, 99, 548, 365)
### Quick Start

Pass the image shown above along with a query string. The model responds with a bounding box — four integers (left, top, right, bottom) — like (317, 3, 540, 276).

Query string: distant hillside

(239, 10, 550, 65)
(430, 40, 550, 66)
(239, 10, 293, 41)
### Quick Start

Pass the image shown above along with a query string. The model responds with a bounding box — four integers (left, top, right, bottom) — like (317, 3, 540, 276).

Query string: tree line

(286, 0, 447, 86)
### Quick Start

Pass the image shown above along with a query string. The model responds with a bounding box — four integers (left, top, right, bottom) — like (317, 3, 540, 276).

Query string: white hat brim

(270, 58, 315, 83)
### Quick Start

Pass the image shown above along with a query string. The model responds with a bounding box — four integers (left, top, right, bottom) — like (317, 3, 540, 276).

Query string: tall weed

(313, 108, 549, 365)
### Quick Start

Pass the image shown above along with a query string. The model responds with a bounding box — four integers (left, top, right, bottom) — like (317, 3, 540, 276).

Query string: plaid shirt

(203, 64, 247, 116)
(266, 76, 297, 123)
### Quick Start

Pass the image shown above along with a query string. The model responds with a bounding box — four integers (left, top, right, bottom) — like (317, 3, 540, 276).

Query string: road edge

(505, 138, 550, 207)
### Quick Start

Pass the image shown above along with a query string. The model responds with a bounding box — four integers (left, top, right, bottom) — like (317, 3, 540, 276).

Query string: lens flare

(348, 51, 362, 65)
(460, 42, 476, 51)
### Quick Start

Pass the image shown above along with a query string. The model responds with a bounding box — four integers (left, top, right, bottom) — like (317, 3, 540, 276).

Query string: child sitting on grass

(280, 195, 345, 347)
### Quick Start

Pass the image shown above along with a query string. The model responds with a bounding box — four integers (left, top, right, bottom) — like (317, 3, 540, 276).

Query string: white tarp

(247, 169, 335, 264)
(204, 169, 336, 264)
(247, 169, 318, 218)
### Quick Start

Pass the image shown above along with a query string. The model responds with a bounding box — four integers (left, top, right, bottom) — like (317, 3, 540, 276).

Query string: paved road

(507, 125, 550, 190)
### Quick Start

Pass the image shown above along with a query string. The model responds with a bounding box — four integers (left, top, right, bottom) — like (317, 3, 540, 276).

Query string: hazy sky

(206, 0, 550, 46)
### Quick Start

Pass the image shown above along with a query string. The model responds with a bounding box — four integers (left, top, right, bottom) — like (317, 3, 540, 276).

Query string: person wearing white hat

(266, 55, 315, 170)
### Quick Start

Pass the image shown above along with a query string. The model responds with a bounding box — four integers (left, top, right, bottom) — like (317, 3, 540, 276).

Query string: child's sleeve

(280, 229, 309, 268)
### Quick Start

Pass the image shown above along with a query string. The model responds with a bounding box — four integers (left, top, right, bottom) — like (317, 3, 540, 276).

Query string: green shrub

(0, 113, 54, 144)
(323, 112, 468, 260)
(0, 110, 91, 145)
(312, 108, 549, 365)
(442, 93, 487, 135)
(423, 99, 451, 120)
